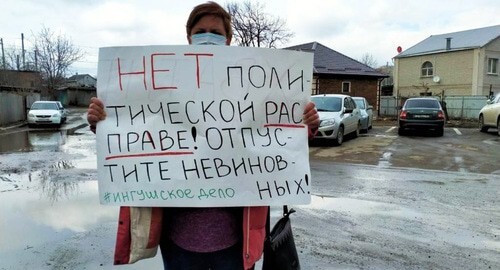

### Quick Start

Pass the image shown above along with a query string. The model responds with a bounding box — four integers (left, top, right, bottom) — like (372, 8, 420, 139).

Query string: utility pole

(1, 38, 5, 69)
(34, 49, 38, 71)
(21, 33, 25, 70)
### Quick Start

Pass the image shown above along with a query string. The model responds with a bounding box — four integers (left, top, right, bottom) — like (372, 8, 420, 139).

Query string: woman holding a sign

(88, 2, 319, 270)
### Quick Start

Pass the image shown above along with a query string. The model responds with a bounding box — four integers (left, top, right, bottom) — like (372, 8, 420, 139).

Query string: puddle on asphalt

(0, 130, 67, 153)
(0, 180, 117, 254)
(0, 129, 120, 264)
(377, 151, 393, 168)
(1, 159, 79, 196)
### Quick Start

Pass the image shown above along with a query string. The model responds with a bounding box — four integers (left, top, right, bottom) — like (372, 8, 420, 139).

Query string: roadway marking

(386, 126, 396, 133)
(483, 139, 500, 146)
(453, 128, 462, 135)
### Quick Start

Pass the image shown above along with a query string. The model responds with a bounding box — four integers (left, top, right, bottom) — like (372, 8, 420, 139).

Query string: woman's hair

(186, 1, 233, 39)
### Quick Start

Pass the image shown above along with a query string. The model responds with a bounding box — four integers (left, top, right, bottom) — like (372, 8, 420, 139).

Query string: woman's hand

(87, 97, 106, 132)
(303, 101, 319, 129)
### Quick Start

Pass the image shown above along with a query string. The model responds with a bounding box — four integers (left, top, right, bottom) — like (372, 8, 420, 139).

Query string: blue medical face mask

(191, 33, 227, 45)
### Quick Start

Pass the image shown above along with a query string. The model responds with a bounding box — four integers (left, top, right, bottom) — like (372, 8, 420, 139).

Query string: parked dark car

(398, 97, 446, 136)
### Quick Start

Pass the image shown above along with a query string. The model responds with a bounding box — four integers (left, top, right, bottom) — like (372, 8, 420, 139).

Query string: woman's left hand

(303, 101, 319, 129)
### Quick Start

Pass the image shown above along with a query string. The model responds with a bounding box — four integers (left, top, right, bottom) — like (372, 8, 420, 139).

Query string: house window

(312, 76, 319, 95)
(342, 81, 350, 93)
(421, 61, 433, 77)
(488, 58, 498, 74)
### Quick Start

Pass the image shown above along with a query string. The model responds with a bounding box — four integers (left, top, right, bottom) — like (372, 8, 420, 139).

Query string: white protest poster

(96, 45, 314, 207)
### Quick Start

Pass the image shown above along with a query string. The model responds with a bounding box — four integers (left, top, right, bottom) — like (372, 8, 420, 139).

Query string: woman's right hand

(87, 97, 106, 132)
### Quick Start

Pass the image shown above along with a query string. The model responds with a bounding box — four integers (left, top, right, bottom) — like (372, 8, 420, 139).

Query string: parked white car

(352, 97, 373, 133)
(478, 93, 500, 136)
(27, 101, 64, 127)
(310, 94, 361, 145)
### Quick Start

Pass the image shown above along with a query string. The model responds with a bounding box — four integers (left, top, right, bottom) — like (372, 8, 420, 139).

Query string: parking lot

(1, 113, 499, 269)
(309, 123, 500, 175)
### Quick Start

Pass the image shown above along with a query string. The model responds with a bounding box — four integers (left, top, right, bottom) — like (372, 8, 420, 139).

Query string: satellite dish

(433, 76, 441, 83)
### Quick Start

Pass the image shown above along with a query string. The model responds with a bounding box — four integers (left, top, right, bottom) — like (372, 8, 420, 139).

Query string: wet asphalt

(0, 111, 499, 269)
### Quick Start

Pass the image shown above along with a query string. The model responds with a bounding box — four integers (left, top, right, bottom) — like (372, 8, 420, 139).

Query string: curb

(66, 123, 89, 134)
(0, 122, 27, 132)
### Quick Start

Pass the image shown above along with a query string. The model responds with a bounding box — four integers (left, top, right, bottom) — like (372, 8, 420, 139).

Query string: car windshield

(354, 99, 366, 109)
(312, 96, 342, 112)
(31, 102, 58, 110)
(405, 99, 439, 109)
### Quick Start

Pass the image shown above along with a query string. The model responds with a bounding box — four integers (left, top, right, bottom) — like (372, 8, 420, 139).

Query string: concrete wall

(0, 70, 42, 89)
(0, 91, 40, 125)
(56, 88, 96, 106)
(67, 88, 96, 106)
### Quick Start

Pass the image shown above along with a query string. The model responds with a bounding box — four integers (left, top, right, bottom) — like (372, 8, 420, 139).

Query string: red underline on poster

(264, 124, 305, 128)
(106, 151, 194, 160)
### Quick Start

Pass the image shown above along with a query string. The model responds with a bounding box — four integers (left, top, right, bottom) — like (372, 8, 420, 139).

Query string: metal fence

(0, 91, 40, 126)
(379, 95, 489, 120)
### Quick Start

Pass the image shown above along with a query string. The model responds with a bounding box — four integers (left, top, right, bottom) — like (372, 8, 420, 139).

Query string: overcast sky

(1, 0, 499, 77)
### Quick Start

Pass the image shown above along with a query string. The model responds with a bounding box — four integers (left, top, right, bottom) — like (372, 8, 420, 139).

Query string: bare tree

(4, 50, 39, 71)
(226, 1, 294, 48)
(4, 49, 20, 70)
(359, 53, 378, 68)
(29, 27, 83, 97)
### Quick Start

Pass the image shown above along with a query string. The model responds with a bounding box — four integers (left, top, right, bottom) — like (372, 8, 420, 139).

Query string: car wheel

(497, 118, 500, 136)
(436, 128, 444, 137)
(479, 115, 488, 132)
(333, 126, 344, 146)
(354, 122, 361, 137)
(398, 127, 405, 136)
(368, 117, 372, 130)
(361, 119, 368, 133)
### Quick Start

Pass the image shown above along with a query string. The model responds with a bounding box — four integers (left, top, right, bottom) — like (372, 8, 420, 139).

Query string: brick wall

(316, 77, 379, 108)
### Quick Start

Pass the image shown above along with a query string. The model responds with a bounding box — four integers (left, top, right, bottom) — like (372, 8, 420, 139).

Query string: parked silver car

(352, 97, 373, 133)
(478, 93, 500, 136)
(311, 94, 361, 145)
